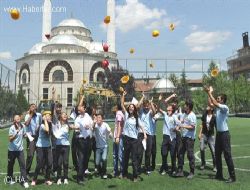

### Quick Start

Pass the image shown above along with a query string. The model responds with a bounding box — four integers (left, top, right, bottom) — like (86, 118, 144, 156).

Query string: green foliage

(106, 66, 135, 98)
(16, 85, 29, 115)
(168, 73, 179, 87)
(176, 70, 191, 101)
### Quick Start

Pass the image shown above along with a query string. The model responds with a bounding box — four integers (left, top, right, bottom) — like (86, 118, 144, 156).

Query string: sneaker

(31, 181, 36, 186)
(175, 171, 184, 177)
(187, 173, 194, 180)
(200, 165, 205, 170)
(45, 180, 53, 186)
(146, 171, 151, 175)
(57, 179, 62, 185)
(213, 167, 217, 172)
(161, 171, 166, 175)
(85, 169, 91, 174)
(103, 175, 108, 179)
(94, 168, 98, 172)
(133, 178, 138, 182)
(64, 179, 68, 185)
(23, 182, 29, 188)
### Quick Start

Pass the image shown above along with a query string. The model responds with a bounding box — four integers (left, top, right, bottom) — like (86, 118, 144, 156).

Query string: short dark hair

(185, 100, 193, 111)
(96, 113, 104, 119)
(56, 103, 62, 108)
(220, 94, 227, 104)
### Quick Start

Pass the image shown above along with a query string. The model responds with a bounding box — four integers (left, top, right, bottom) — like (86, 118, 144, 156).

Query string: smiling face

(60, 112, 68, 122)
(96, 114, 103, 125)
(128, 104, 135, 114)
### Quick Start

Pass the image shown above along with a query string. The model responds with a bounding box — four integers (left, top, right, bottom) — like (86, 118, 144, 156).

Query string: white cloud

(0, 51, 12, 60)
(184, 31, 231, 52)
(114, 0, 178, 32)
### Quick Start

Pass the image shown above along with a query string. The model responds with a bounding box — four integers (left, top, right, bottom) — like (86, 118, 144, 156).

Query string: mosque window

(97, 71, 105, 83)
(67, 88, 73, 106)
(22, 73, 27, 84)
(43, 88, 48, 99)
(52, 70, 64, 82)
(44, 60, 73, 82)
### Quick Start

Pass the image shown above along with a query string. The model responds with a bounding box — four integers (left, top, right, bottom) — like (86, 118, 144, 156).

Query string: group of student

(6, 85, 236, 188)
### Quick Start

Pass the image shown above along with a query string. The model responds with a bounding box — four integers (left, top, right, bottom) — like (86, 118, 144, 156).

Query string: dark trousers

(123, 135, 139, 179)
(77, 137, 90, 181)
(56, 145, 70, 180)
(175, 131, 182, 160)
(33, 147, 52, 181)
(137, 133, 144, 172)
(178, 137, 195, 174)
(151, 135, 157, 170)
(26, 138, 36, 174)
(161, 135, 176, 172)
(215, 131, 236, 179)
(145, 134, 153, 171)
(51, 137, 57, 173)
(71, 131, 78, 170)
(7, 151, 28, 183)
(87, 137, 96, 169)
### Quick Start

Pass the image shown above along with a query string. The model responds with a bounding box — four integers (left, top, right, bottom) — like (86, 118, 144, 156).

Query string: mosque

(15, 0, 117, 112)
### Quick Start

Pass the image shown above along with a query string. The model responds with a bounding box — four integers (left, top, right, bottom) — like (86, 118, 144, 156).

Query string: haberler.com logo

(4, 176, 25, 184)
(3, 5, 67, 13)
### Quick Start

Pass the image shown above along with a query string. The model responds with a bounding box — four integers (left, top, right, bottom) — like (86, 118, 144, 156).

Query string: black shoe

(225, 177, 236, 183)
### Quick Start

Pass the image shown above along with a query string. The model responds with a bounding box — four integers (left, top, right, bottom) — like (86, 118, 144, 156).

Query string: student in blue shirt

(31, 111, 53, 186)
(205, 86, 236, 183)
(7, 115, 29, 188)
(24, 103, 42, 175)
(121, 91, 147, 182)
(138, 98, 156, 174)
(93, 113, 112, 179)
(176, 100, 197, 180)
(158, 94, 178, 176)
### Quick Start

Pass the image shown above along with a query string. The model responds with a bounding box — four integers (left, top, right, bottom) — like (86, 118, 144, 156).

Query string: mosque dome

(58, 18, 86, 28)
(152, 78, 175, 93)
(89, 42, 103, 53)
(28, 42, 48, 54)
(49, 34, 81, 46)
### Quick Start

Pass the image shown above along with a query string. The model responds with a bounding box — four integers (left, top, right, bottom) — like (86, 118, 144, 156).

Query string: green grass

(0, 117, 250, 190)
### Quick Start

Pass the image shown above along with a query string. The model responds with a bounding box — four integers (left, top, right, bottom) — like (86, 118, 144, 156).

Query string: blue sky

(0, 0, 250, 76)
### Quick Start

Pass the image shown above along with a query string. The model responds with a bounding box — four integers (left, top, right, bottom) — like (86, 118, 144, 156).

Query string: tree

(176, 70, 191, 101)
(105, 66, 135, 98)
(168, 73, 179, 87)
(16, 85, 29, 115)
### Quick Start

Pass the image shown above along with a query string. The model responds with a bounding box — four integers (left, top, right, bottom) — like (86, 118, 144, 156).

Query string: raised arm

(204, 86, 219, 107)
(164, 93, 177, 104)
(149, 97, 156, 115)
(78, 94, 85, 107)
(137, 92, 145, 108)
(121, 91, 127, 113)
